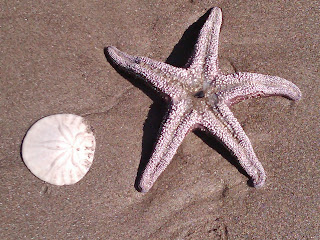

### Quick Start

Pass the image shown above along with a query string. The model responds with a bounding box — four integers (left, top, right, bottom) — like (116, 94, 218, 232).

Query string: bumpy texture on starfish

(106, 7, 301, 192)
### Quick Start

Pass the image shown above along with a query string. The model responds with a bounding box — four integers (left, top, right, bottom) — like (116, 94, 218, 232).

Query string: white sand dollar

(22, 114, 96, 185)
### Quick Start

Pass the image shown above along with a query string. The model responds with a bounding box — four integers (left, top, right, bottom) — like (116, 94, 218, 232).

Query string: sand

(1, 1, 319, 239)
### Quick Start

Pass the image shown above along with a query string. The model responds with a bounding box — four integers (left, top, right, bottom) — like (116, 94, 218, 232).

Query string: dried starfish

(106, 7, 301, 192)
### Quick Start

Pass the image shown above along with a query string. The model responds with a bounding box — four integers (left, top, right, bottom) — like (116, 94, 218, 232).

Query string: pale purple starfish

(106, 7, 301, 192)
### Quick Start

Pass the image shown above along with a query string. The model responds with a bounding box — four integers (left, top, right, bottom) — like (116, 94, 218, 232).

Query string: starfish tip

(138, 183, 151, 193)
(252, 175, 266, 188)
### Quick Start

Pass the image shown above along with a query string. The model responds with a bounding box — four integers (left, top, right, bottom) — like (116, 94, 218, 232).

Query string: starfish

(106, 7, 301, 192)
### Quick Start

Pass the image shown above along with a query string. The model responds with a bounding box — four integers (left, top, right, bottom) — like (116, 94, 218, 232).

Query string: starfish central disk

(106, 7, 301, 192)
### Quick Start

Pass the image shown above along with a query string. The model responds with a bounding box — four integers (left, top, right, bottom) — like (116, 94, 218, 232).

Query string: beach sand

(1, 1, 319, 239)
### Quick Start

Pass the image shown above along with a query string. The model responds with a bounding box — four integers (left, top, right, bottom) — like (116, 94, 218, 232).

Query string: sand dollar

(22, 114, 96, 185)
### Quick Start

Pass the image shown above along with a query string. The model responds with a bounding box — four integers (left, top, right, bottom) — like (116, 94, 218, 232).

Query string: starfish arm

(139, 101, 199, 192)
(189, 7, 222, 77)
(107, 46, 186, 99)
(216, 72, 302, 106)
(137, 56, 189, 80)
(200, 105, 266, 187)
